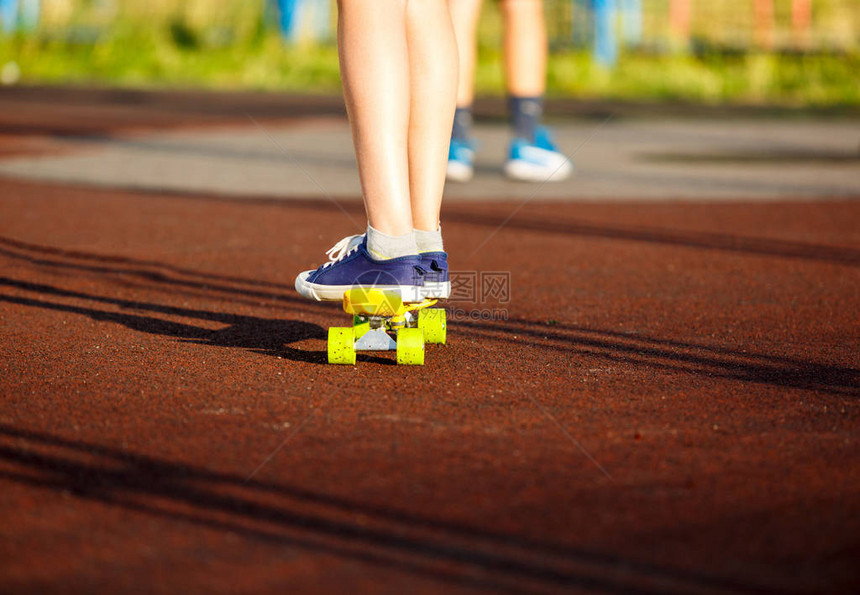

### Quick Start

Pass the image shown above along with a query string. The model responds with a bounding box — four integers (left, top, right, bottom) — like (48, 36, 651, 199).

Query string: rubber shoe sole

(446, 159, 474, 183)
(422, 280, 451, 299)
(504, 156, 574, 182)
(295, 270, 425, 303)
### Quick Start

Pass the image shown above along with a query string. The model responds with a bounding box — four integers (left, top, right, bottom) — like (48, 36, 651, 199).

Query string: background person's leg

(405, 0, 458, 232)
(337, 0, 413, 236)
(502, 0, 546, 99)
(500, 0, 572, 181)
(502, 0, 546, 142)
(446, 0, 481, 182)
(449, 0, 483, 115)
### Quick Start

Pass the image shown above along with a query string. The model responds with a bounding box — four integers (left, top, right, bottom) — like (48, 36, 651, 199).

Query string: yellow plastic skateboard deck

(328, 288, 446, 365)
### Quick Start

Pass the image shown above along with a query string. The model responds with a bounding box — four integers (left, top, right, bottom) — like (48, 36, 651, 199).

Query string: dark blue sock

(452, 106, 473, 141)
(508, 95, 543, 143)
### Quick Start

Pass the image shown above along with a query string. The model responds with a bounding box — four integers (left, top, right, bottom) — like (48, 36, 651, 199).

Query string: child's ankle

(414, 225, 444, 253)
(452, 106, 473, 141)
(366, 224, 419, 260)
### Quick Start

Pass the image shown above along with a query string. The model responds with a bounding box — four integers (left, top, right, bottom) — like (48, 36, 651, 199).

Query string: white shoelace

(321, 234, 364, 268)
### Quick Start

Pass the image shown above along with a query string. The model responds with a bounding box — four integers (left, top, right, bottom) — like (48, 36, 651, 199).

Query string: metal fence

(532, 0, 858, 59)
(2, 0, 858, 56)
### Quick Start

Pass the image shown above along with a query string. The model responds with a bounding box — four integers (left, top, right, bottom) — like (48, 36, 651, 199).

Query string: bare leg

(337, 0, 412, 236)
(448, 0, 483, 108)
(406, 0, 459, 231)
(501, 0, 546, 97)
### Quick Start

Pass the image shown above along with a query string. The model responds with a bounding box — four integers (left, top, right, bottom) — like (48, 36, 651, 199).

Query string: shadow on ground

(1, 232, 856, 390)
(641, 149, 860, 165)
(0, 423, 768, 594)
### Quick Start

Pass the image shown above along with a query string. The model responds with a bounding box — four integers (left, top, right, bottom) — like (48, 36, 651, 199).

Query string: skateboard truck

(327, 288, 447, 365)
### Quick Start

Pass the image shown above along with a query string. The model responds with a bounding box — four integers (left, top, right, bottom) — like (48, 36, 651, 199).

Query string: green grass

(0, 23, 343, 91)
(540, 50, 860, 105)
(2, 24, 859, 106)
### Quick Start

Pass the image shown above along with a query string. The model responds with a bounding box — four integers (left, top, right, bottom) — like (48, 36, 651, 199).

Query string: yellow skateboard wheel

(417, 308, 446, 345)
(328, 327, 356, 365)
(396, 328, 424, 365)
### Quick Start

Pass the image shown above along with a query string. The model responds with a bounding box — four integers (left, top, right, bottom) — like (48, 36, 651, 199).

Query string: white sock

(366, 224, 419, 260)
(414, 225, 444, 253)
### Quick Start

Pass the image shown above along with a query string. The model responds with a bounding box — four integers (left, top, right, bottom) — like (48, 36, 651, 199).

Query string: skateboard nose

(343, 288, 403, 317)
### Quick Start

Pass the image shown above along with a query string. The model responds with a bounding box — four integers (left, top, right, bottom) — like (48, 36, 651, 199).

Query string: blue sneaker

(295, 234, 426, 302)
(419, 251, 450, 299)
(446, 137, 476, 183)
(504, 126, 574, 182)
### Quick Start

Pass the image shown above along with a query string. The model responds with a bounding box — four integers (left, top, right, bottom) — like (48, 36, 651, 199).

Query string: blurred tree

(570, 0, 592, 48)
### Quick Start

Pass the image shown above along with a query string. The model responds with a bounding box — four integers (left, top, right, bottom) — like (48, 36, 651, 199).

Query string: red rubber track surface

(0, 88, 859, 593)
(1, 177, 858, 594)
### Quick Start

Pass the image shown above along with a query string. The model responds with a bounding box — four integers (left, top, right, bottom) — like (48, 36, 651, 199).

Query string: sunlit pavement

(0, 103, 858, 202)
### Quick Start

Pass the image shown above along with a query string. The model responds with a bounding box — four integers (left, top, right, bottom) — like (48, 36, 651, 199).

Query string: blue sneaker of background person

(504, 126, 574, 182)
(419, 251, 450, 299)
(446, 138, 476, 183)
(295, 234, 426, 302)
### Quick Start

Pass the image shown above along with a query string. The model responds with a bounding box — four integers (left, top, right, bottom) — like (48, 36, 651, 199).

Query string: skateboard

(327, 288, 447, 365)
